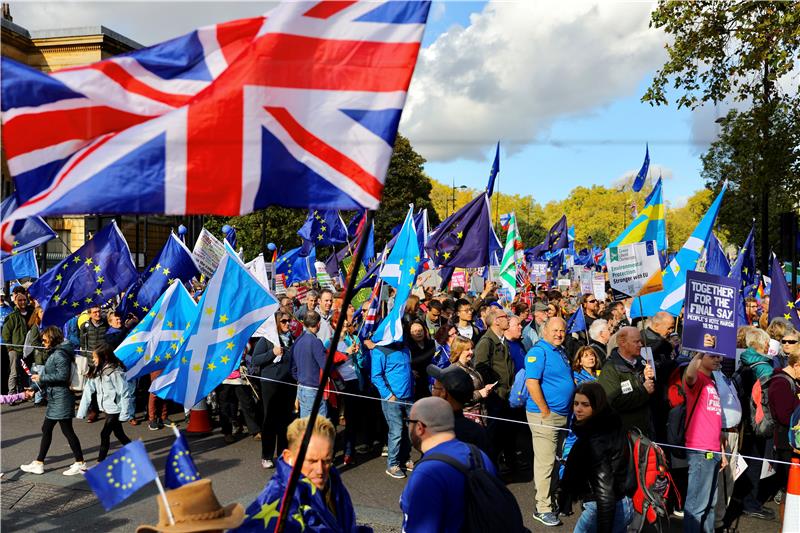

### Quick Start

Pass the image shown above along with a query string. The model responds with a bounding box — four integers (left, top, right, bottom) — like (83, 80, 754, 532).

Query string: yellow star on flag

(226, 341, 235, 350)
(409, 267, 416, 275)
(136, 346, 144, 353)
(788, 301, 796, 309)
(785, 313, 792, 320)
(181, 356, 188, 365)
(93, 265, 101, 273)
(154, 355, 161, 363)
(226, 327, 235, 337)
(207, 362, 216, 371)
(253, 499, 281, 527)
(220, 355, 230, 364)
(205, 307, 214, 316)
(84, 257, 93, 266)
(443, 251, 451, 260)
(95, 289, 102, 295)
(162, 267, 170, 276)
(84, 297, 92, 304)
(55, 274, 62, 281)
(219, 314, 229, 324)
(97, 276, 105, 284)
(192, 363, 201, 372)
(167, 321, 174, 328)
(456, 231, 463, 240)
(73, 256, 82, 264)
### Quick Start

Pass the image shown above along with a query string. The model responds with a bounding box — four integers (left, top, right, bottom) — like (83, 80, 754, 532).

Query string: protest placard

(579, 268, 593, 295)
(682, 270, 739, 358)
(450, 269, 468, 290)
(192, 228, 226, 278)
(592, 273, 606, 301)
(530, 262, 548, 284)
(606, 241, 663, 299)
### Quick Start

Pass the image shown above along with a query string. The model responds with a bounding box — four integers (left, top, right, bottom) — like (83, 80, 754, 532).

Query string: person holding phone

(448, 336, 494, 426)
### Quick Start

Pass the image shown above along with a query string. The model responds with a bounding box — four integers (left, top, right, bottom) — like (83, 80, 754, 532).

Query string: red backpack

(627, 428, 680, 531)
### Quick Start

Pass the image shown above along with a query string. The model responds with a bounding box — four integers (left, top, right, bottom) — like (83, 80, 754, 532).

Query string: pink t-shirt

(685, 372, 722, 452)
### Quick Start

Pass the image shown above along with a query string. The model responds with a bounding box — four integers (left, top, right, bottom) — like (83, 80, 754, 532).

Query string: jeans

(297, 385, 327, 419)
(574, 497, 633, 533)
(380, 399, 411, 469)
(125, 378, 136, 419)
(32, 364, 45, 403)
(684, 450, 720, 533)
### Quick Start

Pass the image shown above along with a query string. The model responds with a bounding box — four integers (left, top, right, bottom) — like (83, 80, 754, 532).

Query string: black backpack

(416, 443, 529, 533)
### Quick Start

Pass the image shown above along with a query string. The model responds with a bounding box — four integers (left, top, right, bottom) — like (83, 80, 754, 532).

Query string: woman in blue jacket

(77, 343, 132, 461)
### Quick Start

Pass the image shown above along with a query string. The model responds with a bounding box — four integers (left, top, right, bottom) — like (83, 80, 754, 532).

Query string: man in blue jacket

(370, 340, 414, 479)
(291, 311, 328, 418)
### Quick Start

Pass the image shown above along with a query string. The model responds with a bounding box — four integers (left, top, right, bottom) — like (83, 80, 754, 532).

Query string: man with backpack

(400, 396, 526, 533)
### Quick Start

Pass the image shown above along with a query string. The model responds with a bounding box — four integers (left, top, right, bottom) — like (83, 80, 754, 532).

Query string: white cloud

(401, 1, 667, 162)
(429, 0, 446, 22)
(611, 163, 674, 190)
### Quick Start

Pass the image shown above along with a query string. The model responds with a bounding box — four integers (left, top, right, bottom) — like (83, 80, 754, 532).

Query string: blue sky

(9, 1, 712, 208)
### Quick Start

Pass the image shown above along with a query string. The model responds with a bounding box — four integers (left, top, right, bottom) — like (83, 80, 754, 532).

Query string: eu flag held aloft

(545, 215, 568, 252)
(297, 209, 348, 255)
(84, 440, 158, 511)
(165, 429, 201, 489)
(768, 254, 800, 330)
(28, 221, 138, 328)
(275, 246, 316, 286)
(632, 143, 650, 192)
(120, 233, 200, 319)
(425, 194, 491, 269)
(0, 196, 56, 261)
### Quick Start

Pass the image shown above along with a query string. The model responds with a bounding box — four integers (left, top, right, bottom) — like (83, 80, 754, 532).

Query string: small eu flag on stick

(165, 426, 202, 489)
(84, 440, 159, 511)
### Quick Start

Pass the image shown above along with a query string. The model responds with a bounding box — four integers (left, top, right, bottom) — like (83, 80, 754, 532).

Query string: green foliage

(204, 208, 307, 262)
(644, 1, 800, 108)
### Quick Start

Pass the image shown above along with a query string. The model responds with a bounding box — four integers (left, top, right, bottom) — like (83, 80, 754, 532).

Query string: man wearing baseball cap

(427, 365, 491, 458)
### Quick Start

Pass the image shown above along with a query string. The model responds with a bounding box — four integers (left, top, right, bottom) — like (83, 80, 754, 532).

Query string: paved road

(0, 402, 781, 532)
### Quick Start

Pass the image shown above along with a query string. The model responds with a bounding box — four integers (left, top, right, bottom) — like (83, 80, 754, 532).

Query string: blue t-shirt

(524, 340, 575, 415)
(400, 439, 496, 533)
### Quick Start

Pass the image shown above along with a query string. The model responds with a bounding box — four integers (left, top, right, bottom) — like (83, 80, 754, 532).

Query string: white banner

(605, 241, 663, 298)
(192, 228, 226, 279)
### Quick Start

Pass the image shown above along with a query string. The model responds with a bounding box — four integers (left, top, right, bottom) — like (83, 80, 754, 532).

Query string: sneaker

(252, 433, 262, 441)
(20, 461, 44, 475)
(343, 455, 355, 466)
(743, 507, 775, 521)
(355, 444, 371, 455)
(774, 489, 785, 505)
(532, 512, 561, 527)
(157, 418, 165, 430)
(385, 465, 406, 479)
(62, 462, 87, 476)
(672, 509, 684, 518)
(148, 420, 160, 431)
(405, 459, 415, 472)
(261, 459, 274, 469)
(381, 445, 388, 457)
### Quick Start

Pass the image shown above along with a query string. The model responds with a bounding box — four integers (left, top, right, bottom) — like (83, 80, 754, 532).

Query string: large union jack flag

(1, 1, 430, 250)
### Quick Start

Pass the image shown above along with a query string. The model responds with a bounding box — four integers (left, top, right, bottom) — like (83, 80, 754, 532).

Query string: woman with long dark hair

(77, 343, 132, 461)
(21, 326, 86, 476)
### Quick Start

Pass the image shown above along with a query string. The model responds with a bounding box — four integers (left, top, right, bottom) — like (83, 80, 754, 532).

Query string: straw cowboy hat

(136, 479, 244, 533)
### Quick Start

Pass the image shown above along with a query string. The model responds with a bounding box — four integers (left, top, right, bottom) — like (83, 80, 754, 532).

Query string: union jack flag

(1, 1, 431, 250)
(359, 278, 383, 340)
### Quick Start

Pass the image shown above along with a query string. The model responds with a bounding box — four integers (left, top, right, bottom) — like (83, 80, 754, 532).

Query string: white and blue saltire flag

(632, 182, 727, 318)
(150, 251, 278, 409)
(116, 281, 198, 381)
(373, 206, 419, 346)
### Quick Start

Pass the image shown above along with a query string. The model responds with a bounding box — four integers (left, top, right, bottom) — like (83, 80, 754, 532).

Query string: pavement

(0, 401, 782, 532)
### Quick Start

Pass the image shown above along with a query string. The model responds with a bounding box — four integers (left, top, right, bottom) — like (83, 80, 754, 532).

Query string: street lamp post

(450, 178, 467, 218)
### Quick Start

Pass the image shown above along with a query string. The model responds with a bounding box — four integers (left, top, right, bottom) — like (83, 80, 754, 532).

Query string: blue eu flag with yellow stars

(425, 193, 491, 269)
(28, 220, 138, 328)
(768, 254, 800, 330)
(297, 209, 348, 255)
(275, 246, 316, 286)
(119, 233, 200, 319)
(165, 429, 201, 489)
(545, 215, 568, 252)
(84, 440, 158, 511)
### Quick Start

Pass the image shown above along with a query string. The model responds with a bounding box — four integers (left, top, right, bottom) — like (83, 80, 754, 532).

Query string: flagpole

(153, 476, 176, 526)
(275, 211, 374, 533)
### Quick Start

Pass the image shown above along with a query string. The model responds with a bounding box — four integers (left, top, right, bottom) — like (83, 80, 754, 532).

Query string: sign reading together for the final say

(682, 270, 739, 358)
(605, 241, 663, 299)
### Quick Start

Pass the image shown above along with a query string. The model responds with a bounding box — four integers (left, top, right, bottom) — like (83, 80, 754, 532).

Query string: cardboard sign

(450, 269, 468, 290)
(579, 268, 593, 295)
(592, 273, 606, 301)
(192, 228, 226, 279)
(557, 278, 570, 292)
(606, 241, 663, 298)
(530, 261, 548, 284)
(682, 270, 739, 358)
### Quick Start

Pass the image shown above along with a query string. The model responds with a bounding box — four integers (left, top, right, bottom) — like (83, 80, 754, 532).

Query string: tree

(205, 207, 307, 262)
(665, 189, 718, 250)
(643, 1, 800, 269)
(374, 134, 439, 249)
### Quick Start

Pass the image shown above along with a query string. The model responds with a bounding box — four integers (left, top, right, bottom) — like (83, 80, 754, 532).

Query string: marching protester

(3, 286, 32, 396)
(76, 343, 133, 461)
(292, 311, 329, 418)
(20, 326, 87, 476)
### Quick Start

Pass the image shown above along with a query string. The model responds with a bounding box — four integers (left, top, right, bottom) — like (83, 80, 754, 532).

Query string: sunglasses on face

(781, 339, 799, 345)
(279, 319, 291, 324)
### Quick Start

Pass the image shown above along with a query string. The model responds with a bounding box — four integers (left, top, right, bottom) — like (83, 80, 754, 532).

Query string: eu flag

(84, 440, 158, 511)
(297, 209, 348, 254)
(28, 221, 138, 328)
(275, 246, 316, 286)
(705, 232, 731, 277)
(150, 250, 279, 409)
(425, 194, 491, 269)
(120, 233, 200, 319)
(768, 254, 800, 329)
(486, 142, 500, 196)
(546, 215, 569, 252)
(729, 226, 757, 297)
(0, 196, 56, 261)
(1, 249, 38, 283)
(632, 143, 650, 192)
(165, 430, 201, 489)
(566, 306, 586, 334)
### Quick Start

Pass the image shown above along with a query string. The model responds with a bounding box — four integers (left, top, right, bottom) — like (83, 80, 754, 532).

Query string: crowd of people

(2, 274, 800, 533)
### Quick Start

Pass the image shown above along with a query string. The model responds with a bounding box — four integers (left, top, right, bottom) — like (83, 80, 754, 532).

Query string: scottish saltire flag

(373, 207, 419, 345)
(0, 1, 431, 251)
(28, 221, 137, 328)
(0, 197, 56, 261)
(426, 194, 492, 269)
(607, 177, 666, 252)
(84, 440, 158, 511)
(705, 232, 731, 277)
(567, 225, 576, 256)
(150, 253, 278, 408)
(274, 246, 317, 286)
(117, 282, 198, 381)
(730, 226, 757, 297)
(632, 143, 650, 192)
(631, 184, 727, 318)
(486, 142, 500, 196)
(499, 212, 523, 299)
(768, 254, 800, 329)
(298, 209, 349, 254)
(120, 234, 199, 319)
(546, 215, 569, 251)
(1, 250, 38, 282)
(165, 429, 201, 489)
(567, 306, 586, 334)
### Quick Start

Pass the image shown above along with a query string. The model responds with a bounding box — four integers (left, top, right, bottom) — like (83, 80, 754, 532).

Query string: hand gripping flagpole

(274, 210, 374, 533)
